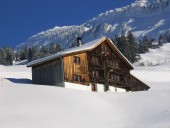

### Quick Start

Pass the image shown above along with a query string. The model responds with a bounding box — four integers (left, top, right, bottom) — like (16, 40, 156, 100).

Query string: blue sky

(0, 0, 134, 48)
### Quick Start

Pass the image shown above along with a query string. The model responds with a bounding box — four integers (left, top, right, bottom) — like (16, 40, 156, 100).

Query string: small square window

(92, 70, 99, 78)
(74, 75, 81, 82)
(115, 62, 119, 67)
(92, 56, 99, 64)
(74, 56, 80, 64)
(110, 74, 114, 80)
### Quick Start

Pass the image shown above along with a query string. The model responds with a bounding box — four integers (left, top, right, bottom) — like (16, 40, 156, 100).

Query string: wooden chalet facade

(27, 37, 150, 92)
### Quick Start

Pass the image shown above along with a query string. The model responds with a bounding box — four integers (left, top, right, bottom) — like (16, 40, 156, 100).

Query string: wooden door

(91, 84, 96, 91)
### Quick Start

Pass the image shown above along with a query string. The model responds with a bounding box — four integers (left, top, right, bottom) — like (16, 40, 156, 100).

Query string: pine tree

(113, 34, 131, 62)
(0, 46, 14, 65)
(127, 32, 140, 63)
(38, 46, 50, 58)
(149, 38, 155, 48)
(0, 48, 5, 65)
(19, 50, 25, 60)
(5, 48, 14, 65)
(112, 35, 119, 47)
(120, 34, 132, 61)
(32, 46, 38, 60)
(158, 34, 164, 46)
(55, 44, 62, 52)
(28, 47, 33, 62)
(19, 46, 28, 61)
(118, 34, 126, 55)
(139, 36, 149, 53)
(15, 52, 20, 61)
(142, 36, 149, 52)
(49, 43, 62, 55)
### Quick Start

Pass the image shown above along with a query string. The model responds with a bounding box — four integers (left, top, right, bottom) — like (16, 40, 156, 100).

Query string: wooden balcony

(91, 77, 105, 83)
(89, 61, 102, 67)
(90, 62, 125, 73)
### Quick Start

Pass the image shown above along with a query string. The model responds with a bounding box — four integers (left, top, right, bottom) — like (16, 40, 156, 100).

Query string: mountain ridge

(16, 0, 170, 49)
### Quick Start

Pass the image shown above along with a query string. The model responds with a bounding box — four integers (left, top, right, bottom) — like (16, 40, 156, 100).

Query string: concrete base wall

(64, 82, 91, 91)
(59, 82, 126, 92)
(109, 86, 126, 92)
(95, 84, 105, 92)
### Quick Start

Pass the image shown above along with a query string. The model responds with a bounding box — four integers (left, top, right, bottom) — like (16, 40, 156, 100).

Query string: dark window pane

(74, 56, 80, 64)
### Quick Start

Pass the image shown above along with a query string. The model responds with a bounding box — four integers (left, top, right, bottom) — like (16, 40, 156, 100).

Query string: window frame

(92, 56, 100, 65)
(73, 74, 81, 82)
(73, 56, 80, 64)
(92, 70, 99, 78)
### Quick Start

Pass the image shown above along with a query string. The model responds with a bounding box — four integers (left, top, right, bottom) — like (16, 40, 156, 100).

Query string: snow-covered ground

(0, 44, 170, 128)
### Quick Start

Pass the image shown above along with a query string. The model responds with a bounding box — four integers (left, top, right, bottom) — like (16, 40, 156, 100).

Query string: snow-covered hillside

(134, 43, 170, 66)
(0, 43, 170, 128)
(16, 0, 170, 49)
(132, 42, 170, 83)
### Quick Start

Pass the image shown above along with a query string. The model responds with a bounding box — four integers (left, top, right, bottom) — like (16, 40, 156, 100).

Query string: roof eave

(27, 53, 64, 67)
(106, 38, 134, 70)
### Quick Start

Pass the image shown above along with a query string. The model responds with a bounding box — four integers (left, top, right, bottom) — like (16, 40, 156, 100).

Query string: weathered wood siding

(129, 75, 150, 91)
(88, 41, 131, 83)
(63, 52, 89, 85)
(32, 59, 64, 85)
(87, 41, 149, 91)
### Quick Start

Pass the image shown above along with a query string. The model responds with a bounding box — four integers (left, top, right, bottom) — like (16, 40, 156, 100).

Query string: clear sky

(0, 0, 134, 48)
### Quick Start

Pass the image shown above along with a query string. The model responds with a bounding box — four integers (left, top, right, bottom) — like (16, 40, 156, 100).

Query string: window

(101, 44, 111, 55)
(110, 74, 120, 82)
(118, 62, 122, 68)
(115, 61, 119, 67)
(126, 77, 131, 83)
(92, 70, 99, 78)
(92, 56, 99, 64)
(106, 60, 109, 65)
(101, 44, 104, 52)
(117, 75, 120, 82)
(109, 60, 113, 65)
(106, 60, 113, 66)
(74, 75, 81, 82)
(101, 44, 108, 53)
(107, 49, 111, 55)
(74, 56, 80, 64)
(104, 45, 107, 52)
(95, 57, 99, 64)
(110, 74, 114, 80)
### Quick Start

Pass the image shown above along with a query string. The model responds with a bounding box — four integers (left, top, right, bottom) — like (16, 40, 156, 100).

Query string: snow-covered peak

(16, 0, 170, 50)
(133, 0, 149, 7)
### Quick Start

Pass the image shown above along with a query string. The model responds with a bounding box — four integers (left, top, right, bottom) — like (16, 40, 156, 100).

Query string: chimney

(76, 37, 82, 47)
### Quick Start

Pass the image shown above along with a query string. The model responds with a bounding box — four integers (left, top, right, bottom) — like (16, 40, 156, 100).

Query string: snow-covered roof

(27, 37, 106, 67)
(27, 37, 134, 69)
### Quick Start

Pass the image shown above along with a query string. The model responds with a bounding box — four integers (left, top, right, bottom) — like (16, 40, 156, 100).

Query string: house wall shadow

(5, 78, 32, 84)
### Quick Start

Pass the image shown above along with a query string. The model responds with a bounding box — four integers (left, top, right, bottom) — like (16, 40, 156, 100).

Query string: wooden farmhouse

(27, 37, 150, 92)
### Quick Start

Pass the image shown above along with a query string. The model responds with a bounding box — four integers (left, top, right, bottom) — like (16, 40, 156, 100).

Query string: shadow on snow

(5, 78, 32, 84)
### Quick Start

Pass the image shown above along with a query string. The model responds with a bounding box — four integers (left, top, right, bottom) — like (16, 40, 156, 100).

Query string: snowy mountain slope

(131, 43, 170, 83)
(134, 43, 170, 66)
(0, 61, 170, 128)
(16, 0, 170, 49)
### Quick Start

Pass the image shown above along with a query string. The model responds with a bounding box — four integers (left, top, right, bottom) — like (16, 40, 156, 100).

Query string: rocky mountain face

(16, 0, 170, 49)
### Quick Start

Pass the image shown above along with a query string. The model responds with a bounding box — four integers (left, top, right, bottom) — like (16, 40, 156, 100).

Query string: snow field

(1, 43, 170, 128)
(0, 65, 170, 128)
